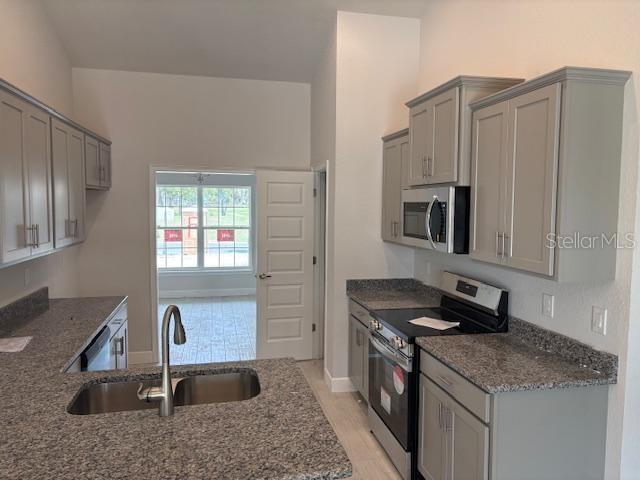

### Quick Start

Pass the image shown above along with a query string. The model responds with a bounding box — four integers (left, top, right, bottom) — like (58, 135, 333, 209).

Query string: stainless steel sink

(67, 372, 260, 415)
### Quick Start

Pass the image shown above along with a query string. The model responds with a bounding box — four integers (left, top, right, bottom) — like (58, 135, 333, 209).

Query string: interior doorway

(154, 170, 257, 364)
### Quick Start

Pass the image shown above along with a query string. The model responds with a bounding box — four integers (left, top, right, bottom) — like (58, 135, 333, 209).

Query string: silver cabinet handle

(427, 156, 433, 177)
(436, 374, 454, 388)
(257, 273, 272, 280)
(35, 224, 40, 247)
(116, 337, 125, 355)
(422, 156, 428, 178)
(496, 232, 504, 258)
(438, 402, 443, 430)
(25, 225, 36, 247)
(503, 233, 510, 258)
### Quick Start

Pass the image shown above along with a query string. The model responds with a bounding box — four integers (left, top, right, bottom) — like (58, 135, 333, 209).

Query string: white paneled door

(256, 170, 314, 360)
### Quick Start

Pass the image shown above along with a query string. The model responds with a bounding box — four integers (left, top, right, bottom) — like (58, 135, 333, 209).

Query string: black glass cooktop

(371, 307, 495, 342)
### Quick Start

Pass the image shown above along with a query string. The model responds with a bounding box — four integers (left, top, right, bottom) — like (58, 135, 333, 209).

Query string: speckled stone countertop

(347, 278, 617, 394)
(0, 294, 351, 480)
(346, 278, 441, 310)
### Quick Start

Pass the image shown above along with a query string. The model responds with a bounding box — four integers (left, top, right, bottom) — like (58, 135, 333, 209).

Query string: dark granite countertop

(0, 294, 351, 480)
(347, 278, 617, 394)
(347, 278, 441, 310)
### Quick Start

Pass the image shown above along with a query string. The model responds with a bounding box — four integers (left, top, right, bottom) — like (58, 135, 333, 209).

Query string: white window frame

(156, 183, 254, 272)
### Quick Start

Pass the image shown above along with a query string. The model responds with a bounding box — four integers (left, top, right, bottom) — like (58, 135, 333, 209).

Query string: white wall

(322, 12, 420, 386)
(416, 1, 640, 478)
(0, 0, 80, 306)
(71, 68, 310, 359)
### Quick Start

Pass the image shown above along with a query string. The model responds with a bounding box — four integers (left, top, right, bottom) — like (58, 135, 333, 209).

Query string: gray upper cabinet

(99, 142, 112, 189)
(52, 119, 86, 248)
(85, 135, 111, 190)
(406, 76, 523, 187)
(470, 67, 630, 280)
(84, 134, 100, 188)
(0, 91, 54, 265)
(381, 129, 408, 243)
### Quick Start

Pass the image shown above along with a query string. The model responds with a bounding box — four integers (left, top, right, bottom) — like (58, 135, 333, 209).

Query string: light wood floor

(298, 360, 402, 480)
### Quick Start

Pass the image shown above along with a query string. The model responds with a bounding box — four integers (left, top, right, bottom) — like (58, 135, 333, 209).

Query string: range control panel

(440, 272, 506, 313)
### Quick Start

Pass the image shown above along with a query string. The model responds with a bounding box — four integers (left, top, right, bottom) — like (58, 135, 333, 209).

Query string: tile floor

(298, 360, 402, 480)
(158, 296, 256, 365)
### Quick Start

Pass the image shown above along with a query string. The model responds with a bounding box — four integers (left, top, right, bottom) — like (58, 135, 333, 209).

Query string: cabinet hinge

(312, 323, 316, 332)
(313, 256, 317, 265)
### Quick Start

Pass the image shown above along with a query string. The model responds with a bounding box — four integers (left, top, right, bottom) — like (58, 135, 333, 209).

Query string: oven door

(368, 334, 414, 450)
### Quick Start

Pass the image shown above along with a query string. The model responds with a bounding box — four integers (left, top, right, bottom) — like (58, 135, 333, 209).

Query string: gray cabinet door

(448, 396, 489, 480)
(99, 142, 111, 188)
(52, 119, 85, 248)
(24, 105, 54, 256)
(418, 375, 446, 480)
(85, 135, 101, 188)
(427, 88, 459, 184)
(470, 101, 509, 266)
(504, 83, 560, 276)
(0, 91, 32, 263)
(348, 316, 364, 394)
(409, 103, 429, 186)
(361, 326, 369, 402)
(381, 137, 404, 241)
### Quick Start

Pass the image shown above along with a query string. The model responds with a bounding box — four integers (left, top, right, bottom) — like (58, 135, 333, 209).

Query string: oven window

(368, 341, 412, 450)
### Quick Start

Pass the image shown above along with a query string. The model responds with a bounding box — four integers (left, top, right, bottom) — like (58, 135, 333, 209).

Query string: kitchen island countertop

(0, 295, 351, 480)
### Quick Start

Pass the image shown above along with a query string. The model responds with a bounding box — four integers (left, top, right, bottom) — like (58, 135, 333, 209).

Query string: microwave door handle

(425, 196, 438, 249)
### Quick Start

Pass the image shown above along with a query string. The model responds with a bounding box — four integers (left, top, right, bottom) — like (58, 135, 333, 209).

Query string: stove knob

(369, 319, 382, 331)
(391, 336, 406, 349)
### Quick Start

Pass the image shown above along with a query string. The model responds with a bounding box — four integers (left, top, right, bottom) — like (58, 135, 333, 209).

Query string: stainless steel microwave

(402, 186, 469, 253)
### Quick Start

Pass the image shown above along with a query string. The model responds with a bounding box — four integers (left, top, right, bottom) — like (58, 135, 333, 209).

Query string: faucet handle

(137, 383, 149, 401)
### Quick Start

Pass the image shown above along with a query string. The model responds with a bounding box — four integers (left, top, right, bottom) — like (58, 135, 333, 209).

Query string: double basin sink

(68, 371, 260, 415)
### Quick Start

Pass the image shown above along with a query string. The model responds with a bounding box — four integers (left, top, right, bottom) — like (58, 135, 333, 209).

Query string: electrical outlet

(542, 293, 555, 318)
(591, 306, 608, 335)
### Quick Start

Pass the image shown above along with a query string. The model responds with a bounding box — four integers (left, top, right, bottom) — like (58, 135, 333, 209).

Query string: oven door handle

(370, 335, 412, 372)
(425, 196, 438, 250)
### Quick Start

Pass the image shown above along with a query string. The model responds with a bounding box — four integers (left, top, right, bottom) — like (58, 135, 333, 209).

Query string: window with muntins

(156, 185, 251, 269)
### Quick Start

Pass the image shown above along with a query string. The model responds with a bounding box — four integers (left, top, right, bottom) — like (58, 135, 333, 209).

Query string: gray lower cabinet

(418, 352, 609, 480)
(348, 300, 370, 402)
(51, 118, 86, 248)
(381, 129, 408, 243)
(112, 320, 128, 369)
(470, 67, 630, 280)
(419, 375, 488, 480)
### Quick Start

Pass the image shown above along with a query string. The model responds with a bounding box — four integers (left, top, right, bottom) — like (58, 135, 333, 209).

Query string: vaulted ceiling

(41, 0, 426, 83)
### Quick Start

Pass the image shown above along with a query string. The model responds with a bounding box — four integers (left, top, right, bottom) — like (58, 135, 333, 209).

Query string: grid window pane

(157, 182, 251, 270)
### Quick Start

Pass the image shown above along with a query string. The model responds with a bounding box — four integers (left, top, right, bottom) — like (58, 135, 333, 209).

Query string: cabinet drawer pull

(436, 374, 454, 388)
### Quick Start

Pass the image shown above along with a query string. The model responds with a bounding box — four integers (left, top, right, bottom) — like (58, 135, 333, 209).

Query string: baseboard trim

(324, 367, 356, 393)
(129, 350, 156, 366)
(159, 288, 256, 299)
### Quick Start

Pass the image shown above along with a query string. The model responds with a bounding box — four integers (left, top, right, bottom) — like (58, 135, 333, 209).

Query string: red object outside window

(164, 230, 182, 242)
(217, 229, 235, 242)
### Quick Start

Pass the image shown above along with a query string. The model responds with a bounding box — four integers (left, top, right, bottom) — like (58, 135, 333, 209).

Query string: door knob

(257, 273, 272, 280)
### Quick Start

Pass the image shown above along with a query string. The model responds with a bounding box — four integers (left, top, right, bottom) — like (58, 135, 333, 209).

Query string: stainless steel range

(367, 272, 508, 480)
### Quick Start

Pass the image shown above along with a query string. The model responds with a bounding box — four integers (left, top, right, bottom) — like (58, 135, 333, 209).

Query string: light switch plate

(591, 306, 608, 335)
(542, 294, 555, 318)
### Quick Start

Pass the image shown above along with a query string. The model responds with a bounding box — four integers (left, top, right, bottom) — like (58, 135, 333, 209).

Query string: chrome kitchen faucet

(137, 305, 186, 416)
